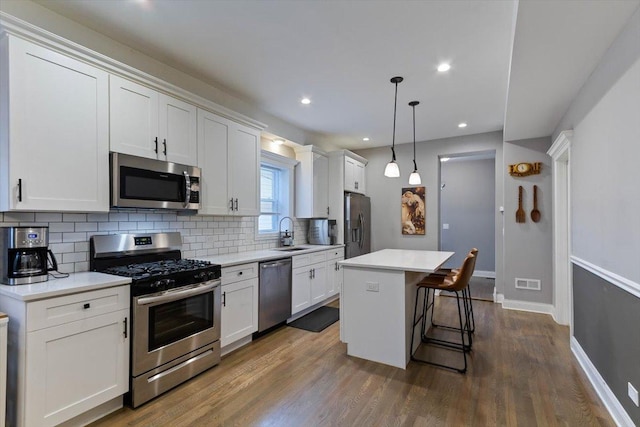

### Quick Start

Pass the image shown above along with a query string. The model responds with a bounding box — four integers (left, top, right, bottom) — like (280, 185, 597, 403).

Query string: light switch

(443, 224, 449, 230)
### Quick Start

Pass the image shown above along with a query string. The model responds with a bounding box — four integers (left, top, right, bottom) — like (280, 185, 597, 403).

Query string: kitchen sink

(273, 247, 307, 252)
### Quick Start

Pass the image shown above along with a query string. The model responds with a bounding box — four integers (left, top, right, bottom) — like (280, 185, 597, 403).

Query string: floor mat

(288, 306, 339, 332)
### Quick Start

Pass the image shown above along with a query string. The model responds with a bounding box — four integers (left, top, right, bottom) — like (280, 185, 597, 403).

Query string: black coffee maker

(1, 226, 58, 285)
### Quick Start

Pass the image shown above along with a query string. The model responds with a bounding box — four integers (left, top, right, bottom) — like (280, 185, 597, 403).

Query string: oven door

(132, 279, 221, 377)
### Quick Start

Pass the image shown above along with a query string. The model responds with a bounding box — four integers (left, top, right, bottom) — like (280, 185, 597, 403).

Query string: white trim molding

(473, 270, 496, 279)
(500, 299, 554, 316)
(548, 130, 573, 328)
(571, 336, 635, 427)
(571, 256, 640, 300)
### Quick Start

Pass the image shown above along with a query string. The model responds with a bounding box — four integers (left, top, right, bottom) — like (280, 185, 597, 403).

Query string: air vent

(515, 278, 541, 291)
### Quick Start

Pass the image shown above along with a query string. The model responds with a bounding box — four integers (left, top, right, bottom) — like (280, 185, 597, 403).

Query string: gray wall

(440, 157, 495, 273)
(503, 137, 553, 304)
(573, 265, 640, 425)
(356, 131, 504, 292)
(555, 6, 640, 423)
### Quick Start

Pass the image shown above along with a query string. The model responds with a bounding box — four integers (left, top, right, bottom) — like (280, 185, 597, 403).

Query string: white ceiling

(34, 0, 639, 150)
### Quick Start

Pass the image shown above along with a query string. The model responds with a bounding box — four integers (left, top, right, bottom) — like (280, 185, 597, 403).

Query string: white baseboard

(495, 292, 504, 303)
(500, 298, 554, 315)
(221, 335, 253, 357)
(474, 270, 495, 279)
(571, 336, 634, 427)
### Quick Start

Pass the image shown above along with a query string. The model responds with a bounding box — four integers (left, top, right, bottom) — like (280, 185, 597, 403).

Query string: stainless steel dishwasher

(258, 258, 292, 332)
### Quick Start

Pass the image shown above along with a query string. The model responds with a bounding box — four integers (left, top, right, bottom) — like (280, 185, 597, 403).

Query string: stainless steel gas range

(90, 232, 221, 408)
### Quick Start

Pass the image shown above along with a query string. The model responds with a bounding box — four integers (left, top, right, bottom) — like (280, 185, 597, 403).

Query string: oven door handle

(183, 171, 191, 207)
(136, 280, 220, 306)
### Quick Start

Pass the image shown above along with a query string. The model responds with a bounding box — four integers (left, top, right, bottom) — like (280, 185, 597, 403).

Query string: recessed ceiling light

(362, 137, 370, 141)
(458, 122, 467, 128)
(273, 139, 285, 145)
(437, 63, 451, 72)
(301, 98, 311, 105)
(440, 157, 450, 162)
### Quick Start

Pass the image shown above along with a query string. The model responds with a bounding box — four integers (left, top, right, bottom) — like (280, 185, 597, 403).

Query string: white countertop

(198, 244, 344, 267)
(0, 272, 131, 302)
(339, 249, 454, 273)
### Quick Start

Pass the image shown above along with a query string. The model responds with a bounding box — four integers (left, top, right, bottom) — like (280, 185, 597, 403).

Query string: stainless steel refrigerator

(344, 193, 371, 259)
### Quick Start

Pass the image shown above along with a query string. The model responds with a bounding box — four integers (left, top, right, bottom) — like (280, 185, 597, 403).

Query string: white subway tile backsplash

(99, 222, 119, 231)
(63, 213, 87, 222)
(49, 222, 75, 232)
(75, 222, 98, 232)
(4, 212, 35, 222)
(87, 213, 110, 222)
(1, 211, 308, 273)
(36, 213, 62, 222)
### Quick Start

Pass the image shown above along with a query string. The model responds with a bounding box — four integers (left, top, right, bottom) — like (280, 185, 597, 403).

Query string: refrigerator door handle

(360, 213, 366, 249)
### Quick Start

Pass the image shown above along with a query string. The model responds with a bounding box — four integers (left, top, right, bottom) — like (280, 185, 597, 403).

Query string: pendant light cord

(412, 103, 417, 170)
(391, 80, 399, 161)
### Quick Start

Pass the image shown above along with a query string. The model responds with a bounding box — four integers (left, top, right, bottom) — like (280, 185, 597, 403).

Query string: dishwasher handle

(261, 260, 291, 269)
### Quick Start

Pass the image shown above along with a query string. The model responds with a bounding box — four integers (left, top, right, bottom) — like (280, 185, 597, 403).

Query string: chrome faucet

(279, 216, 294, 247)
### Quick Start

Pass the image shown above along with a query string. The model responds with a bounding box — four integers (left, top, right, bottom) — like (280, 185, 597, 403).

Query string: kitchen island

(339, 249, 454, 369)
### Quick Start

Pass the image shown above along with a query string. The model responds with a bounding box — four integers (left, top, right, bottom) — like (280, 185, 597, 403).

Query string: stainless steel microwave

(111, 152, 201, 210)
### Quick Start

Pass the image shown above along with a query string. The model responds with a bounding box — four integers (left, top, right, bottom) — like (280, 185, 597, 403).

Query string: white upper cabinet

(295, 146, 329, 218)
(0, 35, 109, 212)
(110, 75, 197, 165)
(344, 156, 366, 194)
(197, 109, 260, 216)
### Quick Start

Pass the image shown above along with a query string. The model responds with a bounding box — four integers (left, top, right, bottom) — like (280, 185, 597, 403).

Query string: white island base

(339, 249, 454, 369)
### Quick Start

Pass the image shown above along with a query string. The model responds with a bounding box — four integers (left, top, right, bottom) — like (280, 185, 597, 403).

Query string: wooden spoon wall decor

(516, 185, 526, 223)
(531, 185, 541, 222)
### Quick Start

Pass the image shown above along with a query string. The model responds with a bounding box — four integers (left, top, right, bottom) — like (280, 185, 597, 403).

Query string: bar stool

(410, 253, 475, 373)
(430, 248, 478, 333)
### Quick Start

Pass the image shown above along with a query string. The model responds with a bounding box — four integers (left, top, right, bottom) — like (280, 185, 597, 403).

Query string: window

(257, 151, 297, 238)
(259, 165, 280, 233)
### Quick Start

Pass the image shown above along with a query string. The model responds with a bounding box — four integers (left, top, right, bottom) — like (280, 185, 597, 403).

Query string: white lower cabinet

(221, 263, 259, 347)
(292, 251, 333, 315)
(326, 248, 344, 298)
(0, 285, 130, 427)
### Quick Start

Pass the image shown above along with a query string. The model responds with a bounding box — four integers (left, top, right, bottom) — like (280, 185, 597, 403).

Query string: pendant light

(384, 76, 403, 178)
(408, 100, 421, 185)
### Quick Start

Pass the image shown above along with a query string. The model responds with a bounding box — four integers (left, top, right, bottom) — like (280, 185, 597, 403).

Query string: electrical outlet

(366, 282, 379, 292)
(442, 223, 449, 230)
(629, 382, 639, 407)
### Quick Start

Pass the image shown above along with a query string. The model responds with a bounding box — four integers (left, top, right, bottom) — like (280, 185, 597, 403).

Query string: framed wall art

(401, 187, 425, 235)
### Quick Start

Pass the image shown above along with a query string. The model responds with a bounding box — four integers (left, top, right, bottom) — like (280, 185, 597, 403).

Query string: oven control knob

(195, 272, 206, 281)
(207, 271, 216, 280)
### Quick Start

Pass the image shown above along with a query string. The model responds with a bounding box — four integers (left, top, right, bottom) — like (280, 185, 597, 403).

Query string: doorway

(438, 151, 496, 300)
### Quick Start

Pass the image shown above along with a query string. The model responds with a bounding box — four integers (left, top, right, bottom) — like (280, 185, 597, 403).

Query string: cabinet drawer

(326, 248, 344, 260)
(222, 262, 258, 285)
(27, 286, 129, 332)
(310, 251, 327, 265)
(292, 254, 311, 269)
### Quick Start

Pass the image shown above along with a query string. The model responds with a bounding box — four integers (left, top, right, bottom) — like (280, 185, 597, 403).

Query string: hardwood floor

(90, 298, 613, 426)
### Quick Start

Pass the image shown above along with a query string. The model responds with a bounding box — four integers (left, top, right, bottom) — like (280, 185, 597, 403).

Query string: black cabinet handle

(154, 137, 158, 153)
(83, 303, 90, 309)
(238, 271, 243, 276)
(234, 198, 239, 211)
(222, 291, 226, 307)
(17, 179, 22, 202)
(123, 317, 128, 339)
(163, 139, 167, 156)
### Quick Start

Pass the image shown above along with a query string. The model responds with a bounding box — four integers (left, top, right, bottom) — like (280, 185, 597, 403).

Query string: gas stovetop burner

(104, 259, 215, 280)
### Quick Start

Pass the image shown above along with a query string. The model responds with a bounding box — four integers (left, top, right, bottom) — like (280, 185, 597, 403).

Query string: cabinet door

(326, 256, 341, 297)
(344, 157, 356, 192)
(355, 161, 366, 194)
(197, 109, 232, 215)
(229, 124, 260, 216)
(312, 153, 329, 218)
(310, 262, 328, 305)
(159, 93, 198, 165)
(25, 309, 129, 427)
(292, 267, 312, 314)
(221, 277, 259, 347)
(3, 37, 109, 212)
(109, 75, 159, 160)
